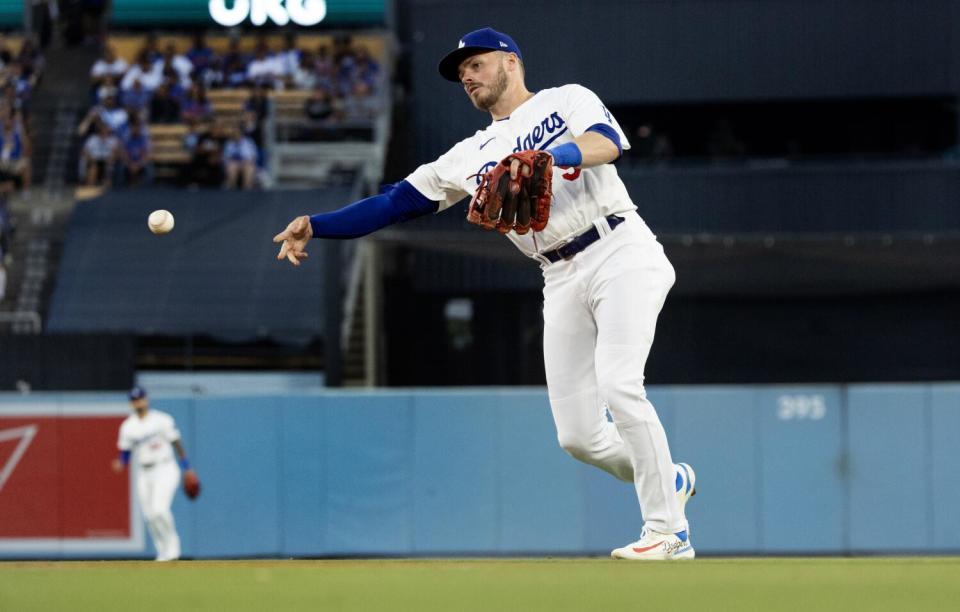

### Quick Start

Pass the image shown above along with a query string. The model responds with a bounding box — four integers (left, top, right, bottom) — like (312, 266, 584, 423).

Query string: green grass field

(2, 558, 959, 611)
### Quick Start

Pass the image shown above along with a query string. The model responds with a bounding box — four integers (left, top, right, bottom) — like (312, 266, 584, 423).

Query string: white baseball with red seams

(407, 80, 694, 555)
(148, 209, 175, 234)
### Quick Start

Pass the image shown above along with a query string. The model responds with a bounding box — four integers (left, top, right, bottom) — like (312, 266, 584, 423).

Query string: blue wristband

(179, 457, 190, 470)
(546, 142, 582, 167)
(119, 450, 131, 466)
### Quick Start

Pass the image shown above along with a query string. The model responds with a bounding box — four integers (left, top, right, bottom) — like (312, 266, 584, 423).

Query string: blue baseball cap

(438, 27, 522, 82)
(128, 385, 148, 401)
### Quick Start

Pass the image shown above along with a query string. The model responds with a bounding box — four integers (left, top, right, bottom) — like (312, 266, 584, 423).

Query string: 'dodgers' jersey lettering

(406, 84, 658, 258)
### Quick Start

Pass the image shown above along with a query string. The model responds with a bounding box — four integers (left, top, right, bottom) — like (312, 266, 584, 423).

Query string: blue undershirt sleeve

(309, 180, 438, 239)
(585, 122, 623, 158)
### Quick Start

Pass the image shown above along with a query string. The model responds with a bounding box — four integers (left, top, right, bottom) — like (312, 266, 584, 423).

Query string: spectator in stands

(304, 86, 333, 122)
(342, 80, 378, 121)
(222, 38, 249, 88)
(162, 69, 187, 103)
(0, 113, 31, 190)
(291, 51, 316, 90)
(244, 84, 270, 145)
(121, 78, 151, 117)
(199, 56, 223, 90)
(333, 36, 358, 96)
(246, 45, 282, 89)
(183, 119, 222, 188)
(0, 85, 25, 130)
(157, 43, 193, 90)
(278, 32, 301, 80)
(140, 33, 162, 64)
(90, 45, 128, 89)
(122, 52, 162, 93)
(16, 37, 45, 77)
(332, 35, 355, 67)
(352, 46, 380, 91)
(80, 119, 119, 187)
(98, 92, 129, 134)
(78, 92, 128, 137)
(181, 83, 213, 124)
(186, 32, 214, 74)
(95, 75, 118, 104)
(6, 63, 35, 119)
(314, 44, 335, 91)
(119, 117, 153, 187)
(222, 125, 257, 190)
(149, 81, 182, 124)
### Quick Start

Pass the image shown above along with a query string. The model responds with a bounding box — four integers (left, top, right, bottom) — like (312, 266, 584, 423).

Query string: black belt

(540, 214, 625, 263)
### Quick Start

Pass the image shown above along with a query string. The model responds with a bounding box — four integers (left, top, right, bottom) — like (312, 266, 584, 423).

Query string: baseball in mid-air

(148, 209, 175, 234)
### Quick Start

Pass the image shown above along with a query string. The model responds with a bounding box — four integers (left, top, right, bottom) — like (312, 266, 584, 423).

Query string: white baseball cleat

(610, 462, 698, 561)
(611, 527, 695, 560)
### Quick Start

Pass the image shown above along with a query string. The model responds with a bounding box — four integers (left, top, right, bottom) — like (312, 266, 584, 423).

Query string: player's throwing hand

(273, 215, 313, 266)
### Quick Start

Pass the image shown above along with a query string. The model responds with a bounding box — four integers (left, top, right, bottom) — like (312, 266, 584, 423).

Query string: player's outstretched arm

(273, 181, 438, 267)
(273, 215, 313, 266)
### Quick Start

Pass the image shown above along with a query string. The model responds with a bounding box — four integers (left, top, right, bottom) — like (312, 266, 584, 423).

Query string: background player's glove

(467, 150, 553, 235)
(183, 469, 201, 500)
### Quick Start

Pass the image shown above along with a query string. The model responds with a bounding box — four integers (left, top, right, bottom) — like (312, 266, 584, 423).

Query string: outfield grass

(2, 557, 959, 612)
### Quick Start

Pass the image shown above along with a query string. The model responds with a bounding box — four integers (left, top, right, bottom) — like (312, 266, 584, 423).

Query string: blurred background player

(111, 386, 195, 561)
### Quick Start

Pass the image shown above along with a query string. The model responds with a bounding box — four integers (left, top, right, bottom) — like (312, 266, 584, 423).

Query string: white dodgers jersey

(406, 84, 657, 257)
(117, 410, 180, 467)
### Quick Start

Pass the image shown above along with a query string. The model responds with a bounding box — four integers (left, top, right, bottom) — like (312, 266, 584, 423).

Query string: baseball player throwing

(274, 27, 696, 560)
(111, 386, 196, 561)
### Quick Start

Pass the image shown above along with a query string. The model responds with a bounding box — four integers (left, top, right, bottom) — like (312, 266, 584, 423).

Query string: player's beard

(471, 63, 508, 111)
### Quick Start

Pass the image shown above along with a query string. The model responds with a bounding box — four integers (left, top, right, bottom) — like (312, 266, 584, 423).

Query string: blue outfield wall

(1, 384, 959, 558)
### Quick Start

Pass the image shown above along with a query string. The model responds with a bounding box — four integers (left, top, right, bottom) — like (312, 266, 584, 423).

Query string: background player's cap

(438, 27, 522, 82)
(128, 385, 148, 401)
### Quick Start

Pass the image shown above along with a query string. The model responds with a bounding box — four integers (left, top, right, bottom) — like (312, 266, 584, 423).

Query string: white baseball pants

(135, 460, 181, 561)
(542, 212, 686, 534)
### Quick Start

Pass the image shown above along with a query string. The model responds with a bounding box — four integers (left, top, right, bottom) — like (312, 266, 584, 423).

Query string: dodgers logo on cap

(129, 385, 148, 401)
(438, 27, 522, 82)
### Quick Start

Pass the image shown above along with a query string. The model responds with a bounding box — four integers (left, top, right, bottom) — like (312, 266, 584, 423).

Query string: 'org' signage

(209, 0, 327, 27)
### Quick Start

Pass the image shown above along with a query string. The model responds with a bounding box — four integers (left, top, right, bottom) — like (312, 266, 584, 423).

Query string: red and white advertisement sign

(0, 401, 143, 554)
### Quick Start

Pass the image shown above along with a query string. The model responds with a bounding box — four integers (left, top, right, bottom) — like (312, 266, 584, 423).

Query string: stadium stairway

(29, 41, 95, 186)
(1, 192, 73, 333)
(0, 42, 94, 333)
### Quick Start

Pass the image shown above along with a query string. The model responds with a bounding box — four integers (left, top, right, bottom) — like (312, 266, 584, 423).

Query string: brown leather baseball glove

(467, 150, 553, 235)
(183, 469, 201, 500)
